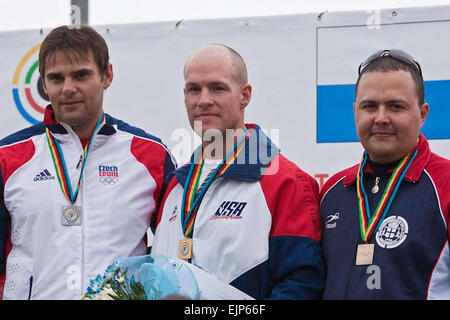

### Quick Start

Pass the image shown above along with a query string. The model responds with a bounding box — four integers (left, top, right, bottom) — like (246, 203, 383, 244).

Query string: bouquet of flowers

(79, 254, 200, 300)
(80, 254, 254, 300)
(79, 261, 147, 300)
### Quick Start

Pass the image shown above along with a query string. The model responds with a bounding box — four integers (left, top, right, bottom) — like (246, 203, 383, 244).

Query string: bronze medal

(355, 243, 374, 265)
(178, 238, 192, 260)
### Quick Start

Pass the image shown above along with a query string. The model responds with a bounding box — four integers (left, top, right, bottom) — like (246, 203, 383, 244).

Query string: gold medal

(178, 238, 192, 260)
(355, 243, 374, 265)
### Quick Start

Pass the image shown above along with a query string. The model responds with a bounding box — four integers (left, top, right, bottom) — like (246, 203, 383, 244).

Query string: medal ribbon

(181, 127, 249, 238)
(46, 112, 106, 204)
(356, 148, 417, 242)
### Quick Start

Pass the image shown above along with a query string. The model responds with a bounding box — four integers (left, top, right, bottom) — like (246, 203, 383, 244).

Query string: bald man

(151, 44, 324, 299)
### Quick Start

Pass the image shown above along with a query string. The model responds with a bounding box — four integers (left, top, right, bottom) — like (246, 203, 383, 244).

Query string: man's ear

(103, 63, 113, 89)
(240, 84, 252, 109)
(42, 79, 48, 96)
(419, 102, 429, 128)
(42, 75, 48, 95)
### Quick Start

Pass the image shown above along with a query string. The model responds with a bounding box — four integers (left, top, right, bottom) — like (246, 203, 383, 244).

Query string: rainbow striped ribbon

(356, 149, 417, 243)
(45, 112, 106, 204)
(181, 127, 249, 238)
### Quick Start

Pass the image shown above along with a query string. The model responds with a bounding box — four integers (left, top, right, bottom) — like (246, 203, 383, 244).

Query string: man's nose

(62, 78, 77, 95)
(197, 88, 213, 107)
(374, 106, 390, 124)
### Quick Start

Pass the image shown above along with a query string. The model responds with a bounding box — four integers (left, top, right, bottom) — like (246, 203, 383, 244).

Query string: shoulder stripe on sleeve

(320, 176, 346, 206)
(0, 139, 36, 184)
(424, 169, 446, 228)
(0, 123, 44, 148)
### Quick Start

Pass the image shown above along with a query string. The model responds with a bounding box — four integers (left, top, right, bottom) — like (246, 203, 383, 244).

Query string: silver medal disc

(62, 206, 82, 226)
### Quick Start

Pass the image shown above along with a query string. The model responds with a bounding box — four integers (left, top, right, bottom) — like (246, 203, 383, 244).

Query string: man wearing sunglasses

(320, 49, 450, 299)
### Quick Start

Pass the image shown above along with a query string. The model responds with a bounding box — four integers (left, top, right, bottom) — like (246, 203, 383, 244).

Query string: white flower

(104, 262, 121, 281)
(93, 287, 118, 300)
(116, 275, 126, 284)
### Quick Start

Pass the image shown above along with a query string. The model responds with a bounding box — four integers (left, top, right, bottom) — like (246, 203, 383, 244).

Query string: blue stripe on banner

(317, 80, 450, 143)
(317, 84, 357, 143)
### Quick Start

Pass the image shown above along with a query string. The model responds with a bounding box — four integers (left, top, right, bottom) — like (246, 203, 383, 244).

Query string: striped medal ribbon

(46, 112, 106, 204)
(178, 127, 249, 260)
(356, 148, 418, 243)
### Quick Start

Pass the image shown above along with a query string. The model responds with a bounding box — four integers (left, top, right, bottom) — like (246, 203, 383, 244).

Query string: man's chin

(366, 146, 404, 163)
(192, 122, 222, 136)
(59, 115, 87, 127)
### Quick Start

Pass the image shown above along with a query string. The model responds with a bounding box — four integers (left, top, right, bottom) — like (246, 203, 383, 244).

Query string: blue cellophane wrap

(114, 254, 200, 300)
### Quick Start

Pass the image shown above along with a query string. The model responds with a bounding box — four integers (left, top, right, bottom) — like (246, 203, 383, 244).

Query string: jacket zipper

(57, 122, 104, 295)
(69, 126, 86, 295)
(72, 126, 87, 295)
(80, 139, 86, 295)
(76, 123, 102, 294)
(27, 276, 33, 300)
(344, 175, 381, 299)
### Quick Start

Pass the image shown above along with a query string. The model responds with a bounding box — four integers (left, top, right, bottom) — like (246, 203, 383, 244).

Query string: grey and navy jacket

(320, 134, 450, 299)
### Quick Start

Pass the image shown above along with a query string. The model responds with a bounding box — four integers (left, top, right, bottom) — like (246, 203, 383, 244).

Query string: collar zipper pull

(371, 176, 380, 194)
(76, 155, 83, 169)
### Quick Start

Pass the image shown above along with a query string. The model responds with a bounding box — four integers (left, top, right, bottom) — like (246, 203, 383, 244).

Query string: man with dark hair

(152, 44, 324, 299)
(0, 25, 175, 299)
(320, 49, 450, 299)
(355, 50, 425, 105)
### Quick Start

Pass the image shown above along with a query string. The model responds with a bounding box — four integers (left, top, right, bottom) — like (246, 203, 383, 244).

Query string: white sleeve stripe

(320, 176, 346, 206)
(424, 169, 447, 228)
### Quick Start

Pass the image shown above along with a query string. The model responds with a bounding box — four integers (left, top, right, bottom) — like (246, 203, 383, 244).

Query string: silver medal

(62, 206, 82, 226)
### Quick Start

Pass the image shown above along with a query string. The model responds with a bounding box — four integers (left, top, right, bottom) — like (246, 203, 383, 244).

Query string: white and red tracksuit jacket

(151, 124, 325, 299)
(0, 106, 175, 299)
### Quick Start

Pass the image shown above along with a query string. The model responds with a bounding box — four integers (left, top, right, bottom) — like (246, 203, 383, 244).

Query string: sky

(1, 0, 450, 31)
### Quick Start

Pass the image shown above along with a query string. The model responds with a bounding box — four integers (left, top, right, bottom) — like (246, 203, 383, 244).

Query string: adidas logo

(33, 169, 56, 182)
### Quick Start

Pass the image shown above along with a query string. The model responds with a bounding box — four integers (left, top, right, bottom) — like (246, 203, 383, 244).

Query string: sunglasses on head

(358, 49, 422, 77)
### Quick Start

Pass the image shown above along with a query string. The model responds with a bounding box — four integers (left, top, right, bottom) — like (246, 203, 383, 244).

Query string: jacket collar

(174, 123, 280, 187)
(343, 133, 431, 186)
(43, 104, 116, 136)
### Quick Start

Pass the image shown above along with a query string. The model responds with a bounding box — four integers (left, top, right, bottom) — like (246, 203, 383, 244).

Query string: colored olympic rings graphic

(99, 176, 119, 185)
(12, 44, 49, 124)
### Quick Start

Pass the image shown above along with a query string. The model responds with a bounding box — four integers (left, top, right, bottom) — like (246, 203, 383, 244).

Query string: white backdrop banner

(1, 5, 449, 189)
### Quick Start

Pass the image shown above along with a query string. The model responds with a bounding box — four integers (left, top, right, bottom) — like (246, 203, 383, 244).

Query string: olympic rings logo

(99, 176, 119, 185)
